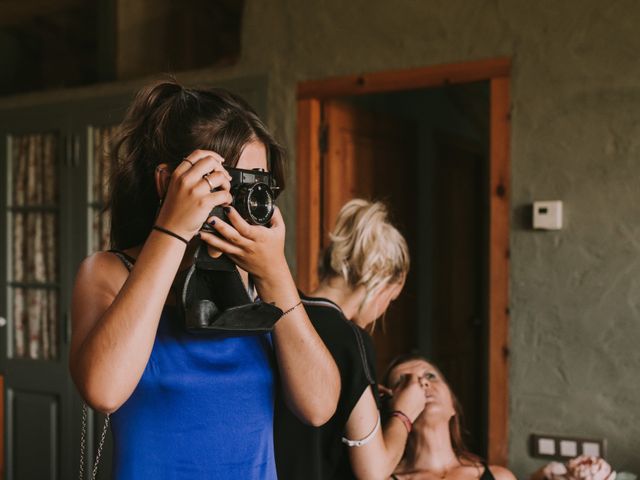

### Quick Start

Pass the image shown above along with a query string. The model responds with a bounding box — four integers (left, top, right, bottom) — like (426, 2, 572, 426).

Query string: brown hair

(382, 353, 482, 466)
(107, 79, 285, 250)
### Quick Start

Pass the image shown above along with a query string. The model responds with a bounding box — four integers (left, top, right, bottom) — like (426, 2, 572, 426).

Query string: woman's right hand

(155, 150, 233, 241)
(389, 375, 427, 423)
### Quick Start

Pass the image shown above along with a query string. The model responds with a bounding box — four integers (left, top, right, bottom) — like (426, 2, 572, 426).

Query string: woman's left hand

(199, 206, 288, 281)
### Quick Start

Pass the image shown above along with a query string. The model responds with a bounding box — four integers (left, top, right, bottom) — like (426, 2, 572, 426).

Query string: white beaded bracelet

(341, 414, 381, 447)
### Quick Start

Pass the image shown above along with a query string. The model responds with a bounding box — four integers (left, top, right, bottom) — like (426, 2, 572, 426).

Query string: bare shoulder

(488, 465, 517, 480)
(75, 251, 129, 295)
(69, 251, 132, 357)
(71, 251, 131, 326)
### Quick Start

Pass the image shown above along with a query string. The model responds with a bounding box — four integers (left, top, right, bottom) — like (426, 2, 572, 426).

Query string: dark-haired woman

(69, 81, 339, 479)
(383, 355, 516, 480)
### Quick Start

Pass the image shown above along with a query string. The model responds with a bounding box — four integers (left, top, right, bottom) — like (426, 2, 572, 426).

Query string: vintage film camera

(177, 166, 282, 334)
(201, 166, 278, 233)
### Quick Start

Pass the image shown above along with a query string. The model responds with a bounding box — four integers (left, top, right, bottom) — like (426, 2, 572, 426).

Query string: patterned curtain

(91, 125, 120, 252)
(11, 133, 59, 360)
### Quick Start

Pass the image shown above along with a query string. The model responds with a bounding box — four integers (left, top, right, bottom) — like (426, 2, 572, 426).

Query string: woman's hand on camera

(389, 375, 427, 423)
(155, 150, 232, 241)
(199, 205, 288, 280)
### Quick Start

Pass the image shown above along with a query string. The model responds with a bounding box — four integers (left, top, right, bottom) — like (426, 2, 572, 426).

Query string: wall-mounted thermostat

(533, 201, 563, 230)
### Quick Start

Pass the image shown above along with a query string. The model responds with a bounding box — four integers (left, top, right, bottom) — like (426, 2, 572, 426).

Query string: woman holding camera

(275, 199, 427, 479)
(383, 354, 516, 480)
(69, 80, 339, 479)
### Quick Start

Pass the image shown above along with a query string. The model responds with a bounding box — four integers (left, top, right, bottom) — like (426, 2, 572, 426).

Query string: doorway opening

(295, 59, 510, 463)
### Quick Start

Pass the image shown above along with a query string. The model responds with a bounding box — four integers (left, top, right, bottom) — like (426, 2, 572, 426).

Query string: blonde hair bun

(320, 199, 410, 296)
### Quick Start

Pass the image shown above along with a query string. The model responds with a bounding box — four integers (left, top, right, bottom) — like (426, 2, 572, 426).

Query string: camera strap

(176, 243, 283, 334)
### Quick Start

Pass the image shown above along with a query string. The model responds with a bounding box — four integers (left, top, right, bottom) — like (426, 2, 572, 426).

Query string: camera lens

(234, 182, 274, 225)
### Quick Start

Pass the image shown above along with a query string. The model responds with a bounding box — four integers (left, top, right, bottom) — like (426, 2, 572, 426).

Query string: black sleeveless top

(274, 293, 379, 480)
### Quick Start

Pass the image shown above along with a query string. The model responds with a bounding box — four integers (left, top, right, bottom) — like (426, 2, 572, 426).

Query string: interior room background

(1, 0, 639, 478)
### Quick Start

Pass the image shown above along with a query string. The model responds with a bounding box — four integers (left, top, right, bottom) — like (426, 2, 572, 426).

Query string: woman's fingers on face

(183, 154, 228, 183)
(199, 231, 243, 257)
(200, 172, 231, 193)
(396, 373, 416, 391)
(185, 149, 225, 166)
(169, 150, 228, 180)
(172, 158, 193, 177)
(378, 384, 393, 396)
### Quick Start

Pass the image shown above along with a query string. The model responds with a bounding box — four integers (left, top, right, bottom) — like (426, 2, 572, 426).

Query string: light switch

(530, 434, 605, 460)
(560, 440, 578, 457)
(582, 442, 601, 456)
(538, 438, 556, 455)
(533, 201, 563, 230)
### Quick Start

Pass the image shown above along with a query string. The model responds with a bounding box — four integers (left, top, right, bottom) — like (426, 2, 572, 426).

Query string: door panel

(433, 134, 486, 455)
(2, 128, 71, 480)
(12, 391, 58, 479)
(322, 100, 419, 375)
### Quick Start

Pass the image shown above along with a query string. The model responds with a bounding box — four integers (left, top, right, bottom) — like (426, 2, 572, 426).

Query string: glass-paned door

(9, 133, 60, 361)
(89, 125, 120, 252)
(0, 123, 71, 480)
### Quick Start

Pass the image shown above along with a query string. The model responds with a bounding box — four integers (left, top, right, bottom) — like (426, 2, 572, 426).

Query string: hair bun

(320, 199, 409, 296)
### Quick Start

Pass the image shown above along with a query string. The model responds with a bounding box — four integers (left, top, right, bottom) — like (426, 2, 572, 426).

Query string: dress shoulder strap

(108, 249, 136, 272)
(479, 463, 496, 480)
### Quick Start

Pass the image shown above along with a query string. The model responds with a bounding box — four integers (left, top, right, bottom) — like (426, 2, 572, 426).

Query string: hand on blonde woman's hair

(155, 149, 232, 241)
(388, 373, 427, 423)
(199, 205, 288, 281)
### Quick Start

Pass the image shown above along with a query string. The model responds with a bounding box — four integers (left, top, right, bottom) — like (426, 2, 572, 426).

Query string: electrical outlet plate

(530, 434, 606, 460)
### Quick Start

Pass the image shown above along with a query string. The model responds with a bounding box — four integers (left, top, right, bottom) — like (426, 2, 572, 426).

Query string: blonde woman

(275, 199, 427, 479)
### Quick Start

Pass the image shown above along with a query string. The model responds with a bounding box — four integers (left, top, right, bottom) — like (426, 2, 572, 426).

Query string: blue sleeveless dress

(110, 305, 278, 479)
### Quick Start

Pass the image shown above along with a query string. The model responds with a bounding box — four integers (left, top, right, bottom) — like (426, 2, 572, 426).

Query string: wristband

(390, 410, 412, 433)
(341, 414, 381, 447)
(152, 225, 189, 245)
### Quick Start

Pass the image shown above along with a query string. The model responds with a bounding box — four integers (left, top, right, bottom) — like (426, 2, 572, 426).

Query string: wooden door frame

(295, 57, 511, 465)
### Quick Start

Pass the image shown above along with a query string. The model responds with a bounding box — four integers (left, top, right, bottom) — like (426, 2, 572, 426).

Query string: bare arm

(70, 236, 186, 413)
(346, 377, 426, 479)
(69, 151, 232, 413)
(200, 206, 340, 426)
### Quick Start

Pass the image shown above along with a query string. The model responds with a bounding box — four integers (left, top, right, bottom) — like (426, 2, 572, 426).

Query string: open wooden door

(296, 59, 511, 464)
(318, 100, 420, 375)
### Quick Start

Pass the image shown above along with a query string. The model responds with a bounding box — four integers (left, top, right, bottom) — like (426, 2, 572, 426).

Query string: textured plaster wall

(228, 1, 640, 474)
(1, 0, 638, 475)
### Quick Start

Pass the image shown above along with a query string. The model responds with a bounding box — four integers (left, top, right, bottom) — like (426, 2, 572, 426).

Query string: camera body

(201, 167, 278, 233)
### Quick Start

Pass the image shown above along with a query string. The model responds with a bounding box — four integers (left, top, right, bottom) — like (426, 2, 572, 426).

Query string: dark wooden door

(432, 134, 486, 455)
(321, 100, 420, 376)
